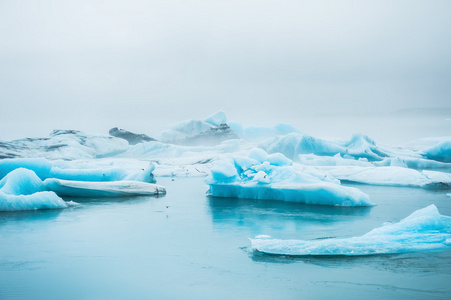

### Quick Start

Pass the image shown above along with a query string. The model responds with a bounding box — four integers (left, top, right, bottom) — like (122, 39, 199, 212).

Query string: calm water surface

(1, 177, 450, 300)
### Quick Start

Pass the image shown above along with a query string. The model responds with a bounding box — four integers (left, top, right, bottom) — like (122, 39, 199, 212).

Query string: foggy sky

(1, 0, 451, 141)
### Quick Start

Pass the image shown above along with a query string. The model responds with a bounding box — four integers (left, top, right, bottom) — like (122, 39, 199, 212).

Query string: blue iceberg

(260, 133, 388, 162)
(423, 141, 451, 163)
(251, 205, 451, 256)
(0, 158, 157, 183)
(206, 149, 373, 207)
(0, 168, 69, 211)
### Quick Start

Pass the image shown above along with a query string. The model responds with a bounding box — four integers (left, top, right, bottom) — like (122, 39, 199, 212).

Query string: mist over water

(1, 1, 450, 143)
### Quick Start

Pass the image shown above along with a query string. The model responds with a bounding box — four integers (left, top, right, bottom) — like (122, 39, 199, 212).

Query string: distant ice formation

(0, 168, 70, 211)
(158, 111, 238, 146)
(109, 127, 156, 145)
(260, 133, 388, 161)
(0, 130, 129, 160)
(206, 149, 373, 206)
(228, 122, 301, 141)
(251, 205, 451, 255)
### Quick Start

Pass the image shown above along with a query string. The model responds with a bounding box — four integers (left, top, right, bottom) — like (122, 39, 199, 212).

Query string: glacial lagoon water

(1, 177, 451, 300)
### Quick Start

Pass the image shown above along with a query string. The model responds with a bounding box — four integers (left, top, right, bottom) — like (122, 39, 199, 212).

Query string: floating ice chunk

(0, 168, 68, 211)
(251, 205, 451, 256)
(205, 111, 227, 126)
(44, 178, 166, 197)
(324, 166, 451, 188)
(206, 150, 373, 206)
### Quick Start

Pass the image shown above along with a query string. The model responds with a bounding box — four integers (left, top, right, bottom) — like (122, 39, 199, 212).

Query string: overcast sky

(1, 0, 450, 141)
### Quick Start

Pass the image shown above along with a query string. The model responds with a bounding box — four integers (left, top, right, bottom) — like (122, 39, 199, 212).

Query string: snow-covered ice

(0, 168, 70, 211)
(206, 149, 373, 206)
(251, 205, 451, 256)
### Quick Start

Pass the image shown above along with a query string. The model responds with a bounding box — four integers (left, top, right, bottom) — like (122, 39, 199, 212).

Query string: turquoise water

(1, 177, 450, 300)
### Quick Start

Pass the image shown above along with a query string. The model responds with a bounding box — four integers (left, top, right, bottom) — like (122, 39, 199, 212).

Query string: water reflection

(0, 209, 63, 225)
(250, 248, 451, 275)
(62, 194, 165, 205)
(208, 196, 372, 234)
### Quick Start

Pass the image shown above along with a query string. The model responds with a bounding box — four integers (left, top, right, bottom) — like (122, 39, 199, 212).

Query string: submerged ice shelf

(206, 149, 373, 206)
(251, 205, 451, 256)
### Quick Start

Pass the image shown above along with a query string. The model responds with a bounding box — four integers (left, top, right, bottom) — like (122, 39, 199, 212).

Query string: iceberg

(109, 127, 156, 145)
(260, 133, 388, 161)
(251, 205, 451, 256)
(206, 149, 373, 206)
(0, 130, 129, 160)
(0, 158, 158, 183)
(158, 111, 238, 146)
(205, 110, 227, 127)
(423, 141, 451, 163)
(323, 166, 451, 188)
(44, 178, 166, 197)
(0, 168, 69, 211)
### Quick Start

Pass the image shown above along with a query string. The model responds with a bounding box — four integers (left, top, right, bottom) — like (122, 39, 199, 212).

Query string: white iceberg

(0, 168, 69, 211)
(157, 111, 238, 146)
(323, 166, 451, 188)
(251, 205, 451, 256)
(206, 149, 373, 207)
(44, 178, 166, 197)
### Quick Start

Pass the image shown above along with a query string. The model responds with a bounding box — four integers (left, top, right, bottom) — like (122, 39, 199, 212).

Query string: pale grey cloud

(1, 0, 450, 140)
